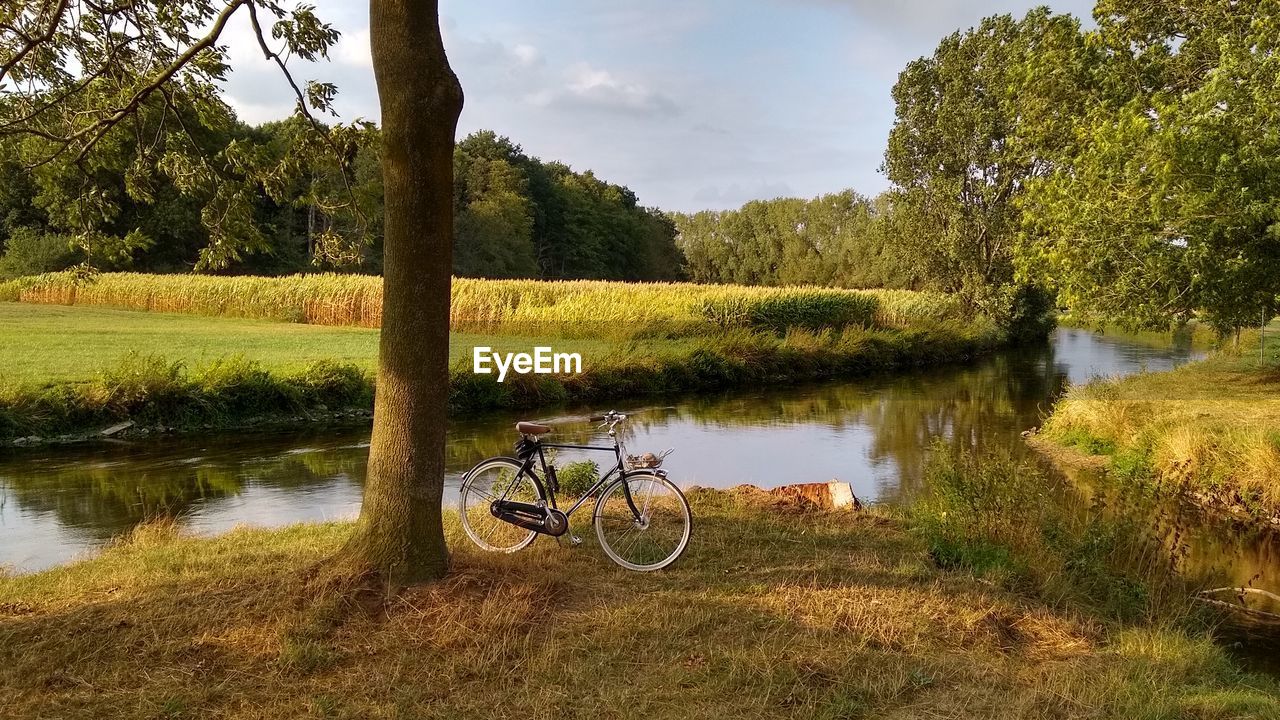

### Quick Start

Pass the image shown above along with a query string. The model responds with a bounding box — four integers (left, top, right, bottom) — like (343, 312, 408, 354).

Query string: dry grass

(0, 272, 965, 334)
(1, 490, 1273, 719)
(1043, 352, 1280, 517)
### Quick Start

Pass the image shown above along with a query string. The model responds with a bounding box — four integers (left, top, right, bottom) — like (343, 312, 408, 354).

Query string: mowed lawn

(1, 303, 679, 385)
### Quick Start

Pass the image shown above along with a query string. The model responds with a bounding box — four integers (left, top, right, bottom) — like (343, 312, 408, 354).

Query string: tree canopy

(881, 0, 1280, 337)
(0, 0, 360, 270)
(1018, 0, 1280, 335)
(881, 8, 1087, 323)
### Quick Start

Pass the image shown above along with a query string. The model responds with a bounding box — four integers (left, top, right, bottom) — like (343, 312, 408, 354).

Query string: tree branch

(67, 0, 249, 163)
(245, 0, 367, 239)
(0, 0, 72, 86)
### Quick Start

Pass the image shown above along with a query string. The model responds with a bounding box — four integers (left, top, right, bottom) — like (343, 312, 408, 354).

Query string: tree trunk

(334, 0, 462, 586)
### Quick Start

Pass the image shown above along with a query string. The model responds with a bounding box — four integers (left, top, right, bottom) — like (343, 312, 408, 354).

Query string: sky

(218, 0, 1096, 213)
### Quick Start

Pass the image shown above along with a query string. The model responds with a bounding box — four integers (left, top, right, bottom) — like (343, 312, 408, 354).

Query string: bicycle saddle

(516, 421, 552, 435)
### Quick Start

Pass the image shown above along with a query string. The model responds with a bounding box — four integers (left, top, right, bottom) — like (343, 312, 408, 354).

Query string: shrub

(0, 355, 373, 441)
(698, 291, 878, 333)
(556, 460, 599, 497)
(0, 228, 79, 280)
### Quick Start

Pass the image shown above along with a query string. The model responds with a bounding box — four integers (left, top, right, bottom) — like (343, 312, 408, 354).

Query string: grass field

(1042, 345, 1280, 520)
(1, 488, 1273, 719)
(0, 303, 691, 384)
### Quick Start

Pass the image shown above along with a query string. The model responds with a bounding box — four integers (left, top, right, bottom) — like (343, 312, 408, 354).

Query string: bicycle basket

(625, 448, 673, 469)
(514, 436, 538, 460)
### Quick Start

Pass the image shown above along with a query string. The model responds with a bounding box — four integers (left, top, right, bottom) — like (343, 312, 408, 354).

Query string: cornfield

(0, 272, 963, 333)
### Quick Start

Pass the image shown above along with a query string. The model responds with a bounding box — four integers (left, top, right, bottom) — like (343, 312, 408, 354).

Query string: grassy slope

(1, 491, 1273, 720)
(1043, 350, 1280, 519)
(0, 303, 689, 384)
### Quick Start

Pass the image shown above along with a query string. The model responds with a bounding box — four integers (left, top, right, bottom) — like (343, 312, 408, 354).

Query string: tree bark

(334, 0, 462, 586)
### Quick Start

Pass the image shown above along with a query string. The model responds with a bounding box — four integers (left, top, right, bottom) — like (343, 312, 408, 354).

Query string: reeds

(0, 272, 962, 334)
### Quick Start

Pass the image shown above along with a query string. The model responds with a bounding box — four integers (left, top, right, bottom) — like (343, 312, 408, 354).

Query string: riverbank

(2, 486, 1274, 719)
(0, 302, 1004, 445)
(1039, 349, 1280, 525)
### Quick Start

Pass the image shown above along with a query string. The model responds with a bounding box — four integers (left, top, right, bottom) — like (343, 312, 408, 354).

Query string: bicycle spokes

(459, 460, 543, 553)
(595, 475, 691, 571)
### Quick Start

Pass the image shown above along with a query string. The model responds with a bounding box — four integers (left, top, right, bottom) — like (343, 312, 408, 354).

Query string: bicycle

(458, 410, 692, 571)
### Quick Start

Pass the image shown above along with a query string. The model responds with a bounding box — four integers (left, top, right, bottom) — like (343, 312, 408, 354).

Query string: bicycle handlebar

(590, 411, 626, 422)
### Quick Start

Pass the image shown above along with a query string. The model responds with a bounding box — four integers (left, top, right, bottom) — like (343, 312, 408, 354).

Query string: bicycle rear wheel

(459, 457, 543, 553)
(594, 471, 691, 571)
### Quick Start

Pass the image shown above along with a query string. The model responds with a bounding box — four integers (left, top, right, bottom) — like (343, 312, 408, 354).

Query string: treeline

(0, 123, 681, 282)
(672, 192, 917, 289)
(452, 132, 681, 281)
(879, 2, 1280, 337)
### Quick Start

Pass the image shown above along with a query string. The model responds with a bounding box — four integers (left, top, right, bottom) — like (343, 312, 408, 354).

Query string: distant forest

(0, 107, 912, 289)
(0, 123, 684, 282)
(671, 193, 917, 290)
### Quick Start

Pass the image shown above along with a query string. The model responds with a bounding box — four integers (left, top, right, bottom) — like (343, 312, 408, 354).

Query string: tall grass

(1042, 354, 1280, 519)
(0, 271, 965, 334)
(0, 354, 372, 441)
(909, 446, 1200, 624)
(1, 272, 382, 325)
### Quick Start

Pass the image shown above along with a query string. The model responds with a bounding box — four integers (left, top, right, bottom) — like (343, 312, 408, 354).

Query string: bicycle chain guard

(491, 499, 569, 537)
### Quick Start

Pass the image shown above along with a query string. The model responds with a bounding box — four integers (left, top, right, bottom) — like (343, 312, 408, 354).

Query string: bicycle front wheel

(594, 471, 691, 571)
(459, 457, 543, 553)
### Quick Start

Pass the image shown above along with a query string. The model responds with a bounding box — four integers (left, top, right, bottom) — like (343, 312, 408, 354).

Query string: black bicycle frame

(501, 437, 645, 520)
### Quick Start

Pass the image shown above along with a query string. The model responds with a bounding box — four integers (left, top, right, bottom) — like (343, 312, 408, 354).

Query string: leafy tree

(244, 117, 382, 273)
(0, 0, 461, 585)
(452, 131, 537, 277)
(672, 191, 913, 289)
(0, 149, 44, 243)
(882, 8, 1088, 321)
(452, 131, 680, 281)
(1019, 0, 1280, 337)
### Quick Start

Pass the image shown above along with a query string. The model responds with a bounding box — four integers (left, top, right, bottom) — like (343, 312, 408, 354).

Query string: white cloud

(226, 96, 295, 125)
(791, 0, 1095, 40)
(556, 63, 679, 118)
(512, 43, 542, 67)
(334, 28, 372, 68)
(694, 181, 796, 206)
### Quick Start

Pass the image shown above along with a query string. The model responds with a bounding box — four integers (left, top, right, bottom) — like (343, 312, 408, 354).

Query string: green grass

(1, 490, 1274, 719)
(0, 303, 689, 385)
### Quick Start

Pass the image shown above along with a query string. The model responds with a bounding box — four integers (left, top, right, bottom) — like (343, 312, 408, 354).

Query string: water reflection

(0, 328, 1217, 574)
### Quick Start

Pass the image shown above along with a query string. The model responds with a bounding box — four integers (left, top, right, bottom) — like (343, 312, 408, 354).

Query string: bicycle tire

(593, 471, 692, 571)
(459, 456, 543, 553)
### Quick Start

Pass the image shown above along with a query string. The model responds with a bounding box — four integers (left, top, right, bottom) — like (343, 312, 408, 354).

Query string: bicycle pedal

(569, 535, 583, 547)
